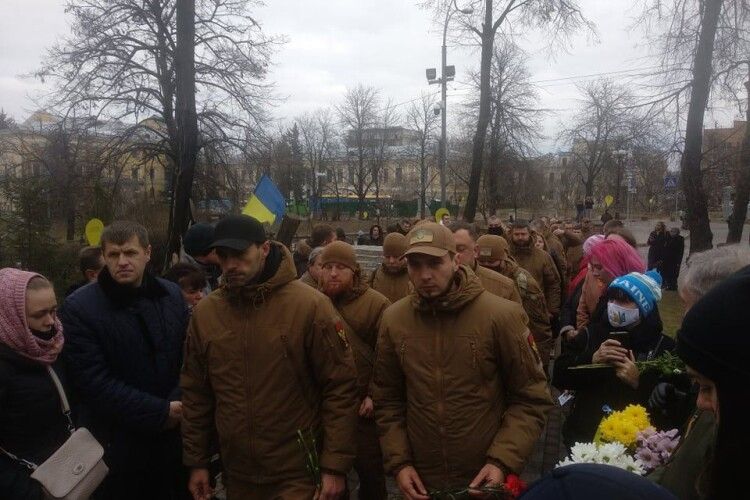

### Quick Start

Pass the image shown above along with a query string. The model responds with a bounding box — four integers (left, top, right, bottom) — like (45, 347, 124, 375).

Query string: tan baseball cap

(402, 222, 456, 258)
(476, 234, 508, 262)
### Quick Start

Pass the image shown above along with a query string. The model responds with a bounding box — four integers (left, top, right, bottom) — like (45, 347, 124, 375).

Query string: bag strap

(0, 445, 38, 470)
(46, 366, 75, 434)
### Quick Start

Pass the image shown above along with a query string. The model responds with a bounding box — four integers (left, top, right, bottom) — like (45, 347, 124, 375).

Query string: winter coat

(60, 268, 188, 491)
(472, 262, 523, 305)
(299, 270, 318, 288)
(180, 243, 359, 483)
(0, 344, 71, 500)
(373, 266, 553, 489)
(647, 231, 669, 269)
(325, 275, 390, 399)
(369, 265, 411, 304)
(509, 242, 561, 316)
(552, 296, 672, 447)
(498, 259, 552, 353)
(648, 409, 714, 500)
(545, 234, 569, 296)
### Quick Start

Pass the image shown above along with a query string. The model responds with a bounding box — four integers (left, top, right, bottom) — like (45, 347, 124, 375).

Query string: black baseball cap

(209, 215, 267, 251)
(183, 223, 215, 257)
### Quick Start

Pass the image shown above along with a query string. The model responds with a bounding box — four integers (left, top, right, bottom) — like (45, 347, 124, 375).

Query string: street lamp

(427, 0, 473, 209)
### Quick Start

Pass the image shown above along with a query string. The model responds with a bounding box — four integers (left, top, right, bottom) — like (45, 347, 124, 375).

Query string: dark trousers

(352, 418, 387, 500)
(227, 475, 316, 500)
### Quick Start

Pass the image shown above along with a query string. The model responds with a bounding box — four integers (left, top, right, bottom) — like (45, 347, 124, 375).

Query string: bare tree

(371, 100, 399, 218)
(423, 0, 593, 221)
(406, 92, 439, 218)
(336, 85, 380, 216)
(464, 39, 543, 214)
(37, 0, 276, 242)
(559, 79, 642, 206)
(297, 109, 339, 218)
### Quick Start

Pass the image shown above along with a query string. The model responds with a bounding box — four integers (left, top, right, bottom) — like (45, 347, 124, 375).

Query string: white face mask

(607, 302, 640, 328)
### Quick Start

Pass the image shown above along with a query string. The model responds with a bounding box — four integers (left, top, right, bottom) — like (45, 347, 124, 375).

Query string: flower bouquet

(557, 404, 680, 476)
(634, 428, 681, 472)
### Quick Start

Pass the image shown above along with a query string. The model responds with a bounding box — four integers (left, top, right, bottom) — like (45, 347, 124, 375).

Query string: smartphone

(609, 331, 630, 350)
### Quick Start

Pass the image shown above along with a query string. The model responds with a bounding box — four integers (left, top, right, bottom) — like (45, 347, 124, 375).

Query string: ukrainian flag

(242, 175, 287, 224)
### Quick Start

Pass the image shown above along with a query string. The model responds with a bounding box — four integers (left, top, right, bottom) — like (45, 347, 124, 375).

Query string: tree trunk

(727, 76, 750, 244)
(464, 3, 494, 222)
(167, 0, 198, 266)
(681, 0, 722, 253)
(420, 150, 427, 219)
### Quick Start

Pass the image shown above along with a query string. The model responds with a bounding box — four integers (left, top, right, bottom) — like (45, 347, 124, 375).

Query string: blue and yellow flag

(242, 175, 287, 224)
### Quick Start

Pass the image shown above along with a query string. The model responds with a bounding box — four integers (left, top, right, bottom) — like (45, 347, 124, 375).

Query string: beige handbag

(1, 366, 108, 499)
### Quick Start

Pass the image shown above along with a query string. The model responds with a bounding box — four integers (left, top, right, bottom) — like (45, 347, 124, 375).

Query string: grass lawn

(660, 290, 684, 338)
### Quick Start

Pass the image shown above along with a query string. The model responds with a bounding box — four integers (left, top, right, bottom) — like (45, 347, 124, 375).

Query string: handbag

(0, 366, 108, 499)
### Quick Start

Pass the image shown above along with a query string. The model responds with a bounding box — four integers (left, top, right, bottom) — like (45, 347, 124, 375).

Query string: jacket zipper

(399, 340, 406, 365)
(243, 315, 256, 472)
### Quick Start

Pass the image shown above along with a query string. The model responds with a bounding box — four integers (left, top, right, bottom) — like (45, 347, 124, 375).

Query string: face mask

(607, 302, 640, 328)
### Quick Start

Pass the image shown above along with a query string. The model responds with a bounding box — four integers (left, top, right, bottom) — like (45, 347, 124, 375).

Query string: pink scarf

(0, 268, 64, 364)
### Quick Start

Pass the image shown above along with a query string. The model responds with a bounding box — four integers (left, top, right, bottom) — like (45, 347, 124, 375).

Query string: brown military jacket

(373, 266, 553, 489)
(509, 242, 561, 316)
(544, 230, 569, 294)
(559, 231, 584, 279)
(472, 262, 523, 305)
(299, 270, 317, 288)
(498, 258, 553, 366)
(369, 265, 411, 304)
(181, 243, 359, 483)
(325, 275, 391, 398)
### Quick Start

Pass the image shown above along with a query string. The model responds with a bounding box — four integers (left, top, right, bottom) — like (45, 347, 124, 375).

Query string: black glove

(649, 382, 687, 412)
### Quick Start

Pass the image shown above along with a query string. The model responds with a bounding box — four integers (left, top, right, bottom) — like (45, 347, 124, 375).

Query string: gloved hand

(649, 382, 686, 412)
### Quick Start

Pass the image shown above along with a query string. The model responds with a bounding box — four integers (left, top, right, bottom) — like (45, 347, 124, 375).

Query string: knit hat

(608, 270, 663, 317)
(476, 234, 509, 263)
(521, 464, 677, 499)
(677, 265, 750, 383)
(383, 232, 407, 257)
(183, 223, 215, 257)
(403, 222, 456, 258)
(308, 246, 324, 265)
(583, 234, 605, 256)
(320, 241, 358, 271)
(0, 268, 64, 365)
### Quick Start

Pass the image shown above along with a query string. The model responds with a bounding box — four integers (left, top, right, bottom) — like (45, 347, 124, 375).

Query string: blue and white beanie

(608, 270, 663, 317)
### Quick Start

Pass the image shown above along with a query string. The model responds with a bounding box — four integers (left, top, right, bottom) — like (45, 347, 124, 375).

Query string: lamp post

(427, 0, 473, 209)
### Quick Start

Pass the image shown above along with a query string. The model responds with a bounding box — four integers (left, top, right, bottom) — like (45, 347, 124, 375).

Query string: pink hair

(589, 238, 645, 279)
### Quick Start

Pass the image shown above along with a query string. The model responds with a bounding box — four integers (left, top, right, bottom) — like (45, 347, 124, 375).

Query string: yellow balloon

(85, 218, 105, 246)
(434, 207, 451, 223)
(604, 195, 614, 207)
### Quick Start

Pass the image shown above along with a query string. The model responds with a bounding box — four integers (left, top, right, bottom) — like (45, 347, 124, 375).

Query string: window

(395, 167, 403, 183)
(132, 167, 140, 181)
(562, 157, 568, 167)
(348, 166, 355, 184)
(383, 168, 389, 183)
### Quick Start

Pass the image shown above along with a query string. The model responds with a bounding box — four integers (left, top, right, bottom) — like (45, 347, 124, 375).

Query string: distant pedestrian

(584, 196, 594, 219)
(336, 227, 349, 244)
(647, 222, 669, 274)
(369, 233, 410, 303)
(662, 228, 684, 291)
(359, 224, 384, 246)
(600, 209, 613, 224)
(163, 262, 208, 310)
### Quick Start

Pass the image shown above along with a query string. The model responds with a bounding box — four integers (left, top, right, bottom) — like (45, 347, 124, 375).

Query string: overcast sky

(0, 0, 741, 152)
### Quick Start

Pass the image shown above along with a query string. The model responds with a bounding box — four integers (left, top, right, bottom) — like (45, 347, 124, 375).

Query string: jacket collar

(221, 242, 296, 309)
(97, 266, 168, 307)
(410, 265, 484, 313)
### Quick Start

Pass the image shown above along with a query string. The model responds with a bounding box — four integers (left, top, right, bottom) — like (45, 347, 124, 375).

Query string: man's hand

(188, 468, 212, 500)
(469, 463, 505, 498)
(164, 401, 183, 429)
(592, 339, 628, 365)
(395, 466, 429, 500)
(614, 351, 640, 389)
(315, 472, 346, 500)
(358, 396, 374, 418)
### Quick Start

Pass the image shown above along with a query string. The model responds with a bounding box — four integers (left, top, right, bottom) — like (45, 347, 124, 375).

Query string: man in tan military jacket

(319, 241, 391, 500)
(477, 234, 554, 368)
(449, 221, 522, 305)
(509, 220, 561, 318)
(369, 232, 411, 303)
(372, 222, 553, 497)
(181, 215, 359, 500)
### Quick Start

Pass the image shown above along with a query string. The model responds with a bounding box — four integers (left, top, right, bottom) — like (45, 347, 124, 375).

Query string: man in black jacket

(61, 221, 189, 499)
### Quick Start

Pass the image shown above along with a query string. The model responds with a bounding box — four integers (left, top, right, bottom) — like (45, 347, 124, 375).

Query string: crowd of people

(0, 210, 746, 500)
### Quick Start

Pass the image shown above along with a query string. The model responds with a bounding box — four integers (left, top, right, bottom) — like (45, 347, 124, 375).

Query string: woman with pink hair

(574, 238, 646, 331)
(0, 268, 71, 498)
